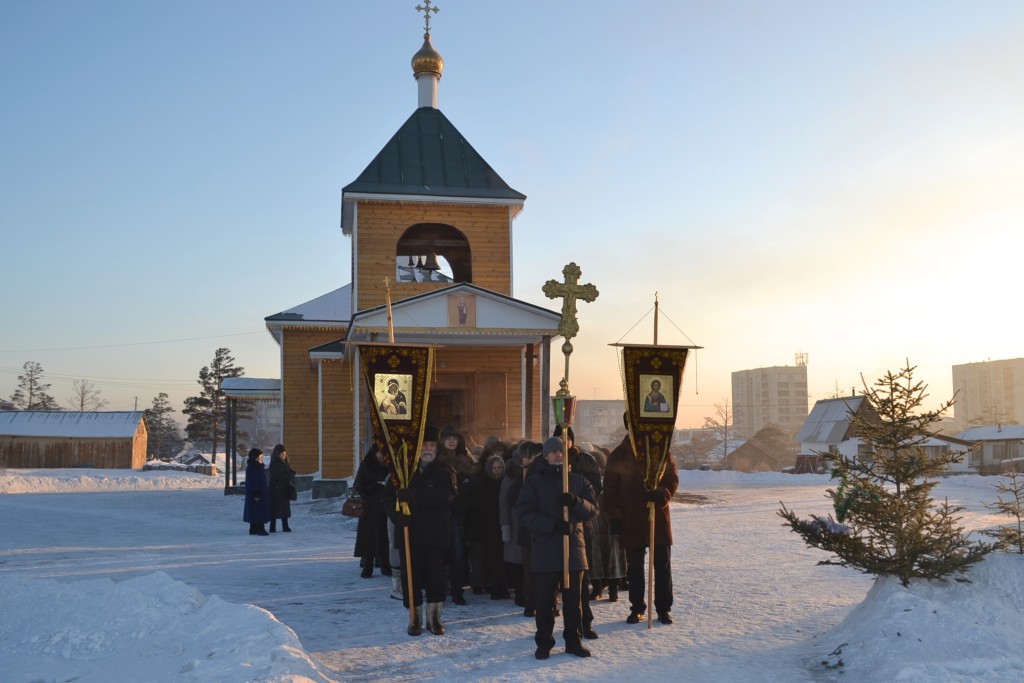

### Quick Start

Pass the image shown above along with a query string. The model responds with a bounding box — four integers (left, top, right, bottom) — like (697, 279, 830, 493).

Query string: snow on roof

(0, 411, 145, 438)
(265, 285, 351, 324)
(956, 425, 1024, 441)
(220, 377, 280, 399)
(796, 395, 866, 444)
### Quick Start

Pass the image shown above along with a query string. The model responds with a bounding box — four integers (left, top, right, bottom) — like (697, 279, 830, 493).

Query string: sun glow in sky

(1, 2, 1022, 429)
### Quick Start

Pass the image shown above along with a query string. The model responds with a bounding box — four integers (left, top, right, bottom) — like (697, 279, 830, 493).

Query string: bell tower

(340, 4, 525, 313)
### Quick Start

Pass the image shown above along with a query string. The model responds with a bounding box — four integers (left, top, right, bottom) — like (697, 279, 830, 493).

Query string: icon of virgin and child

(377, 376, 409, 418)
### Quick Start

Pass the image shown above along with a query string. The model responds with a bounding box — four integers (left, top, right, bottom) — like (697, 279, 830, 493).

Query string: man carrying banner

(604, 412, 679, 625)
(382, 425, 457, 636)
(517, 436, 598, 659)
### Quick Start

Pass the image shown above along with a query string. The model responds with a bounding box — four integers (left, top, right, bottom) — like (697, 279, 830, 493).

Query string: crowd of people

(351, 418, 678, 659)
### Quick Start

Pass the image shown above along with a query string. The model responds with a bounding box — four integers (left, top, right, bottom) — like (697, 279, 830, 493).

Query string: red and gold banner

(618, 344, 693, 489)
(357, 343, 435, 510)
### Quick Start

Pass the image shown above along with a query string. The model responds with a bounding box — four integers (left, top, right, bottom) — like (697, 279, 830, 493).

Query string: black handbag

(288, 483, 298, 501)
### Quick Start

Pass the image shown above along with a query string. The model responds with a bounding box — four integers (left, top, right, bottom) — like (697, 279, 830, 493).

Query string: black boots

(407, 606, 422, 636)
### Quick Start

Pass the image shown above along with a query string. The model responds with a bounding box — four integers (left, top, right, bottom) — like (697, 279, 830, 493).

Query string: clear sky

(2, 1, 1022, 429)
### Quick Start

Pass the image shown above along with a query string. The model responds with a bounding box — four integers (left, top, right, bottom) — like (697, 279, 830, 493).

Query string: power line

(0, 330, 267, 354)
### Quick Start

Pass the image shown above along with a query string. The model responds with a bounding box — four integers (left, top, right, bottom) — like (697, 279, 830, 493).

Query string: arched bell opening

(395, 223, 472, 284)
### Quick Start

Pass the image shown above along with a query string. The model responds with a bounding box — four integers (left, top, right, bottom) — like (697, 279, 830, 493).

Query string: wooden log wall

(0, 436, 143, 469)
(280, 327, 354, 478)
(355, 201, 513, 311)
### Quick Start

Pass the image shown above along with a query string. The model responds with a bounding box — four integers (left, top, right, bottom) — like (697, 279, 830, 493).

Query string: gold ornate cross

(543, 262, 599, 347)
(415, 1, 439, 33)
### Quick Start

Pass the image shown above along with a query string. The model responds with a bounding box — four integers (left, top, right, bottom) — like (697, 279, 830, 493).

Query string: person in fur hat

(437, 424, 474, 604)
(353, 445, 392, 577)
(382, 425, 456, 636)
(516, 436, 598, 659)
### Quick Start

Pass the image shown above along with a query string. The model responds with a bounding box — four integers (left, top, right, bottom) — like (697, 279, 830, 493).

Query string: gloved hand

(395, 512, 412, 528)
(609, 518, 622, 535)
(553, 519, 572, 536)
(646, 489, 662, 503)
(560, 492, 580, 508)
(501, 525, 512, 543)
(396, 488, 413, 503)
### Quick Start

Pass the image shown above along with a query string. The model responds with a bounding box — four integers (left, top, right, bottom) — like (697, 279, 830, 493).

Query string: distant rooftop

(0, 411, 145, 438)
(796, 396, 866, 444)
(220, 378, 281, 400)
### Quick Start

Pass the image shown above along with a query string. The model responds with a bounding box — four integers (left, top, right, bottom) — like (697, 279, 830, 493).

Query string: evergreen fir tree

(983, 467, 1024, 554)
(144, 392, 183, 460)
(779, 361, 992, 586)
(10, 361, 59, 411)
(182, 348, 246, 462)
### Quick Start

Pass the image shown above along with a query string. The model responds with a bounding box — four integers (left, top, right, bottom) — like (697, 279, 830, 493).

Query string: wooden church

(264, 15, 563, 496)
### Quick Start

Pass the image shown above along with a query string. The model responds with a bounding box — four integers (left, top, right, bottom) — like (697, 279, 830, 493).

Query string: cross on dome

(415, 1, 439, 33)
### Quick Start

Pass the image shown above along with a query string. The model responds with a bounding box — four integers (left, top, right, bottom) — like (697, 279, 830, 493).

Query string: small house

(955, 425, 1024, 474)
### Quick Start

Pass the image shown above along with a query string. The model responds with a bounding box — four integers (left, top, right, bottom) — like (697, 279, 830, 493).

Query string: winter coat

(569, 448, 603, 497)
(474, 454, 508, 573)
(353, 450, 390, 559)
(382, 458, 456, 549)
(499, 461, 524, 564)
(268, 454, 295, 520)
(516, 456, 597, 573)
(603, 434, 679, 549)
(438, 441, 475, 522)
(243, 459, 271, 525)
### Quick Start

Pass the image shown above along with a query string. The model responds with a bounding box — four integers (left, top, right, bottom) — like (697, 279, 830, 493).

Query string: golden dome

(411, 33, 444, 78)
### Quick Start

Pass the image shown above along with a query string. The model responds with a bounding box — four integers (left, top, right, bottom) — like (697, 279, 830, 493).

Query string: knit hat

(247, 447, 263, 462)
(542, 436, 564, 457)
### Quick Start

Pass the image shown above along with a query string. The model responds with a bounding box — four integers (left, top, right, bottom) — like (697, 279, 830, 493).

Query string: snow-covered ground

(1, 468, 1021, 682)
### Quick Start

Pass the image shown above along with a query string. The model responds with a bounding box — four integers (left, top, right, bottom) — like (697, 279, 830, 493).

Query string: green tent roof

(342, 107, 525, 202)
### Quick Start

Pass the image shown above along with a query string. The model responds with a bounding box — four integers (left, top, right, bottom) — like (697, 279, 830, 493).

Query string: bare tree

(66, 379, 109, 411)
(968, 401, 1017, 427)
(702, 399, 733, 459)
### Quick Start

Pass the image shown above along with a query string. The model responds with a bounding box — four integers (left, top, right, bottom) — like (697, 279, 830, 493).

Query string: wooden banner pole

(648, 504, 655, 629)
(404, 525, 416, 627)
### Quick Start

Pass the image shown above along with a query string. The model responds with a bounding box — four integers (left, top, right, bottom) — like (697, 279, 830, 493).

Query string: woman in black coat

(353, 445, 392, 578)
(268, 444, 296, 533)
(243, 448, 271, 536)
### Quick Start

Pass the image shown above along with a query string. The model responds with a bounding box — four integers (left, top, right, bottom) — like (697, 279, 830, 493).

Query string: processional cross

(415, 1, 439, 32)
(543, 262, 599, 357)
